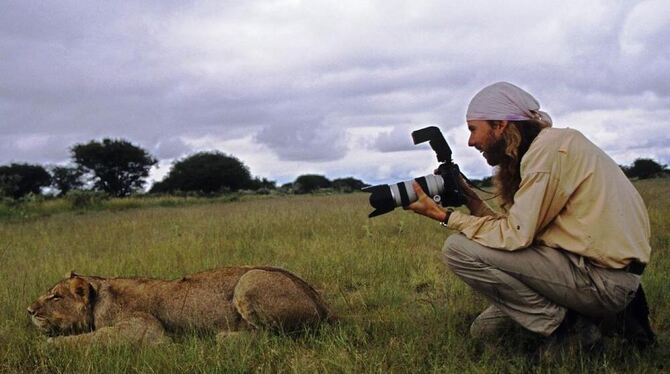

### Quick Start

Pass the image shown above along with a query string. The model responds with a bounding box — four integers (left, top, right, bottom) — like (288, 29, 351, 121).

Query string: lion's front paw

(44, 335, 79, 347)
(44, 336, 66, 347)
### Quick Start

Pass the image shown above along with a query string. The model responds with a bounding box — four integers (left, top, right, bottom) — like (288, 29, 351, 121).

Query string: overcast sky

(1, 0, 669, 186)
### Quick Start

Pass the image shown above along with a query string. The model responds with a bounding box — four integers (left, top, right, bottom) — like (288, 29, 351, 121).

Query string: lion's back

(147, 266, 255, 332)
(164, 266, 333, 331)
(137, 266, 330, 332)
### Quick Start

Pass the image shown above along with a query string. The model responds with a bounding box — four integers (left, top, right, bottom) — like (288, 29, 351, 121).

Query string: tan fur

(27, 266, 333, 346)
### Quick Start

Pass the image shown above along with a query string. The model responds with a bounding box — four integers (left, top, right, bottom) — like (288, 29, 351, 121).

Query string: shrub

(65, 190, 109, 209)
(293, 174, 331, 194)
(151, 152, 252, 194)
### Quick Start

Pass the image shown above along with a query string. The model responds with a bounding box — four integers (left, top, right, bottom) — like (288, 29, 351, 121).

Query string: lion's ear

(69, 277, 93, 305)
(66, 271, 78, 278)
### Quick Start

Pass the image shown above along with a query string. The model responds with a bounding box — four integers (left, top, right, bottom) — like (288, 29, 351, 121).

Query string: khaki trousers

(443, 233, 640, 336)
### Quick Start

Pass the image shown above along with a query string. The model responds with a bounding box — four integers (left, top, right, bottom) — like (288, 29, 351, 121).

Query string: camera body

(363, 126, 467, 218)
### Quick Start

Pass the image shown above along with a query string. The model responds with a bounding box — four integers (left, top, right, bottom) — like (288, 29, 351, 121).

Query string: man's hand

(406, 181, 448, 222)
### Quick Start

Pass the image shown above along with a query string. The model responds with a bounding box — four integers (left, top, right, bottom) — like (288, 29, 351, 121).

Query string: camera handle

(435, 162, 468, 207)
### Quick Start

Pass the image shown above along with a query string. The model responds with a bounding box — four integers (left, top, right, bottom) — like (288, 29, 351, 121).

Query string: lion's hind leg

(232, 269, 328, 333)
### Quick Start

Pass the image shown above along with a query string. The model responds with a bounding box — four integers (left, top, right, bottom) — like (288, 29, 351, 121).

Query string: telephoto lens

(363, 174, 444, 217)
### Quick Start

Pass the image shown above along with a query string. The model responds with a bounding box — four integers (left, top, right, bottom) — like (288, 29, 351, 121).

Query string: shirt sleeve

(469, 198, 497, 217)
(447, 170, 567, 251)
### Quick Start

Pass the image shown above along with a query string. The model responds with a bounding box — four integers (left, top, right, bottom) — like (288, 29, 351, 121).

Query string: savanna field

(1, 180, 668, 373)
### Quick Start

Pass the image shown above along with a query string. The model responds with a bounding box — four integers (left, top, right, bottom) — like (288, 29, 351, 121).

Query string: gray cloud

(150, 137, 193, 160)
(254, 119, 347, 162)
(372, 125, 429, 153)
(0, 134, 74, 164)
(1, 0, 669, 183)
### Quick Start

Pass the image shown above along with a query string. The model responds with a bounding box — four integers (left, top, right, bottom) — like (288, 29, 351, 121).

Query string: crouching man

(407, 82, 654, 354)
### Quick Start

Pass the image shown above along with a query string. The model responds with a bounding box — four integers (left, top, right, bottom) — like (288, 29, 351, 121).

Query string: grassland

(1, 179, 668, 373)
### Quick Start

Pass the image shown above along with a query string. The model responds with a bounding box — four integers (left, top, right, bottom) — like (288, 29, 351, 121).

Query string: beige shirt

(447, 127, 651, 269)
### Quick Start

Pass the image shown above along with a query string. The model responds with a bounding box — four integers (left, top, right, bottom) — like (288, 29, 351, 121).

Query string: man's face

(467, 120, 507, 166)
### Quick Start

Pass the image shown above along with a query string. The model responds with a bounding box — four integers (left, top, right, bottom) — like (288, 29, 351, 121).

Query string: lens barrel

(363, 174, 445, 217)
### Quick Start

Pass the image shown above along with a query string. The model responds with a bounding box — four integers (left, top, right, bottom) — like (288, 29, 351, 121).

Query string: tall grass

(0, 181, 668, 373)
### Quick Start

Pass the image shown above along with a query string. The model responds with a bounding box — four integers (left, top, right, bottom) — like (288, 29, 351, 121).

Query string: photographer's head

(467, 120, 508, 166)
(466, 82, 552, 209)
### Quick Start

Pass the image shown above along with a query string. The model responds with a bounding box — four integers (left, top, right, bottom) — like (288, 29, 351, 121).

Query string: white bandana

(466, 82, 552, 126)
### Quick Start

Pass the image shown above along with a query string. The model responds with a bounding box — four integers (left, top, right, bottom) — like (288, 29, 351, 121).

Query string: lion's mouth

(30, 315, 57, 335)
(30, 315, 47, 326)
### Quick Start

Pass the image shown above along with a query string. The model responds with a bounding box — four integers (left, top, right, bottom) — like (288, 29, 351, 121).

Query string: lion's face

(27, 274, 95, 336)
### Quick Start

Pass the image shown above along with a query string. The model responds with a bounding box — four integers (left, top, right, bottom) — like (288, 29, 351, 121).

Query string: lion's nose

(27, 307, 35, 316)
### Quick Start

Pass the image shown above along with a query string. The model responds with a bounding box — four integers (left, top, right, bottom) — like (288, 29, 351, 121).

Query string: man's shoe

(615, 285, 656, 349)
(572, 313, 604, 352)
(535, 310, 603, 360)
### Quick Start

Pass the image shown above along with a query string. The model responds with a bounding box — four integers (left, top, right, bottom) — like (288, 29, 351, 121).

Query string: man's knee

(442, 233, 476, 265)
(443, 233, 466, 253)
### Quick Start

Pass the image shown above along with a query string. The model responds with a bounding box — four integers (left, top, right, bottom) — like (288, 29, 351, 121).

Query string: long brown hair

(489, 119, 549, 210)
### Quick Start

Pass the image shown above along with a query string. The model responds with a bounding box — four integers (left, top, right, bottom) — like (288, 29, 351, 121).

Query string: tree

(0, 163, 51, 199)
(623, 158, 667, 179)
(279, 182, 293, 193)
(249, 177, 276, 191)
(332, 177, 368, 192)
(151, 151, 252, 194)
(51, 166, 85, 196)
(293, 174, 331, 194)
(71, 138, 157, 197)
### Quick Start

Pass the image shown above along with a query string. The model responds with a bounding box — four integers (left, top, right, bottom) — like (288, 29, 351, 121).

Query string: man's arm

(458, 177, 497, 217)
(409, 160, 567, 251)
(447, 170, 567, 250)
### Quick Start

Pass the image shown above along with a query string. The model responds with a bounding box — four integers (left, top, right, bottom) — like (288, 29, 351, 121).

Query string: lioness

(27, 266, 333, 345)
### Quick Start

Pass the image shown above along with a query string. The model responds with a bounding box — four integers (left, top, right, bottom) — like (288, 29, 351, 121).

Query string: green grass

(1, 181, 668, 373)
(0, 192, 254, 222)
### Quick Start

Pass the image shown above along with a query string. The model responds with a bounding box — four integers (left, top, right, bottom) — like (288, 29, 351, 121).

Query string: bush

(623, 158, 667, 179)
(51, 166, 84, 196)
(20, 192, 47, 204)
(293, 174, 331, 194)
(332, 177, 368, 193)
(65, 190, 109, 209)
(251, 187, 272, 195)
(0, 163, 51, 199)
(151, 152, 252, 194)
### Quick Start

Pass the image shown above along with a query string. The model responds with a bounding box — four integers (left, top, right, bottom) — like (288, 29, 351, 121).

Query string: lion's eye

(47, 294, 61, 301)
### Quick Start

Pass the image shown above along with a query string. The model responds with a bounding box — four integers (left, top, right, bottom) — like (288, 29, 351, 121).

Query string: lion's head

(27, 272, 95, 336)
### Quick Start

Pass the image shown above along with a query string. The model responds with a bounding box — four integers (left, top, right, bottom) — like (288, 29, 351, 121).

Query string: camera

(363, 126, 467, 218)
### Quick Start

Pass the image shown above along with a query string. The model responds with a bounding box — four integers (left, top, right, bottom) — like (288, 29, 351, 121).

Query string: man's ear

(69, 277, 93, 305)
(494, 120, 509, 136)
